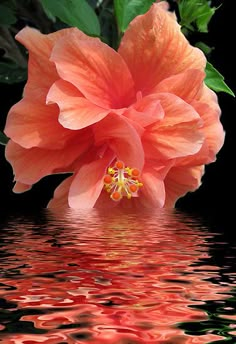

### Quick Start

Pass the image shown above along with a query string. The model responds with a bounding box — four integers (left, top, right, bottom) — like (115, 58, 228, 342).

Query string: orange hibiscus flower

(4, 2, 224, 209)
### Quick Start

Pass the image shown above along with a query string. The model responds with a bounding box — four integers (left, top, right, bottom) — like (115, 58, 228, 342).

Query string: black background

(0, 0, 235, 215)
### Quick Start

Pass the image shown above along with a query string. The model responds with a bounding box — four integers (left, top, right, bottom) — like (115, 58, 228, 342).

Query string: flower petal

(188, 100, 224, 164)
(47, 176, 73, 209)
(142, 93, 204, 160)
(94, 189, 119, 209)
(164, 165, 204, 207)
(94, 113, 145, 170)
(118, 3, 205, 94)
(68, 151, 114, 209)
(194, 86, 225, 161)
(4, 99, 75, 149)
(5, 132, 92, 185)
(140, 163, 172, 208)
(176, 86, 225, 167)
(13, 182, 32, 193)
(124, 94, 164, 127)
(16, 27, 84, 100)
(50, 31, 135, 109)
(153, 69, 205, 102)
(47, 79, 110, 130)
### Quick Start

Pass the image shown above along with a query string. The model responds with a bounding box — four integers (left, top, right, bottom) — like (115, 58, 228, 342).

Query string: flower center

(103, 161, 143, 201)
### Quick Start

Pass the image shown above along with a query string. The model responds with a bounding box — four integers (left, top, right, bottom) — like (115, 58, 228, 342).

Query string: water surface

(0, 209, 235, 343)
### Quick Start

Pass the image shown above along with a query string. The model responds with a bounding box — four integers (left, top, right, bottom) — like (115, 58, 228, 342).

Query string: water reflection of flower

(0, 210, 233, 343)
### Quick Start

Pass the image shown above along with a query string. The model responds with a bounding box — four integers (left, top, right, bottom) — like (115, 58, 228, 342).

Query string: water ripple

(0, 209, 235, 343)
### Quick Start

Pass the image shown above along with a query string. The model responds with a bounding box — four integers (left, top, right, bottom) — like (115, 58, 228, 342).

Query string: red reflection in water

(0, 210, 232, 343)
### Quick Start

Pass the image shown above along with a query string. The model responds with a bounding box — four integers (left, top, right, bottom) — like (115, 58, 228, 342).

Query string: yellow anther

(127, 193, 132, 199)
(125, 167, 132, 176)
(108, 167, 115, 175)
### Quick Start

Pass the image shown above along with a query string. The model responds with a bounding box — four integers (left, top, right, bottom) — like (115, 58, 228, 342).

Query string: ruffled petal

(5, 28, 89, 149)
(153, 69, 205, 102)
(164, 165, 204, 207)
(16, 27, 84, 100)
(50, 30, 135, 109)
(194, 85, 225, 161)
(118, 3, 205, 94)
(4, 99, 75, 149)
(190, 100, 224, 163)
(124, 94, 164, 127)
(142, 93, 204, 160)
(5, 132, 92, 185)
(177, 86, 225, 167)
(94, 113, 145, 170)
(47, 79, 110, 130)
(68, 151, 114, 209)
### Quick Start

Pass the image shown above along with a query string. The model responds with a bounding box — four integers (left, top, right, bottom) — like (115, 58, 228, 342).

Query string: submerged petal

(118, 3, 205, 94)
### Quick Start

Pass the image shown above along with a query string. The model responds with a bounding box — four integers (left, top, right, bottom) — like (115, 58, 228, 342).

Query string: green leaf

(178, 0, 215, 33)
(0, 61, 27, 84)
(41, 4, 56, 22)
(205, 62, 235, 97)
(0, 4, 17, 25)
(196, 7, 215, 32)
(195, 41, 214, 56)
(114, 0, 155, 33)
(40, 0, 100, 36)
(0, 131, 8, 146)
